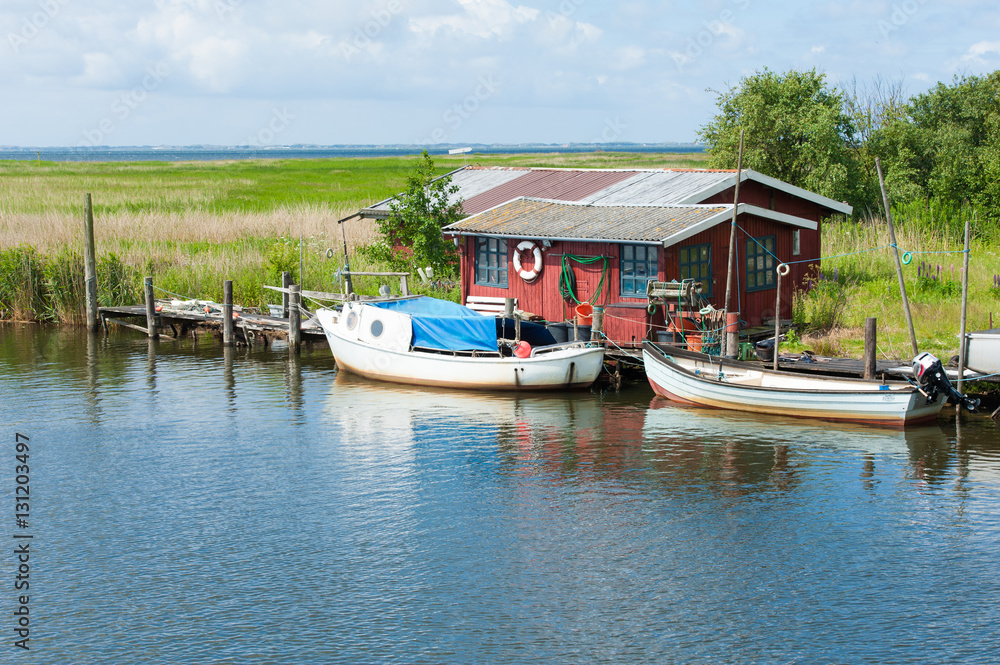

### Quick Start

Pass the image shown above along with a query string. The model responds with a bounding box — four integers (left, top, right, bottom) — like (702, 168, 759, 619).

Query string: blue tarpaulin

(369, 297, 498, 351)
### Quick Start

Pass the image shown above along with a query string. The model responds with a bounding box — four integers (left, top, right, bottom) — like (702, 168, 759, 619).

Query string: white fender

(513, 240, 543, 282)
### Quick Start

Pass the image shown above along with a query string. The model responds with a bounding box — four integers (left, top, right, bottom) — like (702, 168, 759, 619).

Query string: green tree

(905, 72, 1000, 213)
(361, 151, 464, 276)
(699, 68, 858, 206)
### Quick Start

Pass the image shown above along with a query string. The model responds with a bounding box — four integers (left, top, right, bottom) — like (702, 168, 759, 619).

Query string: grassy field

(1, 151, 998, 365)
(0, 152, 709, 322)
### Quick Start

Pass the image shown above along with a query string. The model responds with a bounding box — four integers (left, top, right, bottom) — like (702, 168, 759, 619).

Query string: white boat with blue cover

(317, 297, 605, 390)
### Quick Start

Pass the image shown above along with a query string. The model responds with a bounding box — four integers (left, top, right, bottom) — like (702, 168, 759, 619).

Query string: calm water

(2, 325, 999, 664)
(0, 144, 701, 162)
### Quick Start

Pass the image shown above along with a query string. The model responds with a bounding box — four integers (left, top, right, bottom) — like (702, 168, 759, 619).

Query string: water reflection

(321, 373, 1000, 503)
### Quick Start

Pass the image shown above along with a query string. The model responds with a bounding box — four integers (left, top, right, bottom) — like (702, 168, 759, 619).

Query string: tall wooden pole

(957, 215, 972, 400)
(722, 128, 745, 357)
(773, 265, 783, 371)
(288, 285, 301, 354)
(223, 280, 234, 346)
(876, 157, 918, 356)
(144, 277, 156, 338)
(281, 271, 292, 318)
(83, 193, 99, 330)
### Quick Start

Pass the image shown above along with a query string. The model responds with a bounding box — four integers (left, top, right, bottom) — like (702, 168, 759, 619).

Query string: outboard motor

(912, 352, 980, 411)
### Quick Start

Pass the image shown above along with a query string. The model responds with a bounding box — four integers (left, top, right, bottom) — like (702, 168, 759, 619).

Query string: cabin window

(792, 229, 801, 256)
(620, 244, 657, 298)
(475, 237, 508, 288)
(679, 243, 712, 297)
(746, 235, 776, 292)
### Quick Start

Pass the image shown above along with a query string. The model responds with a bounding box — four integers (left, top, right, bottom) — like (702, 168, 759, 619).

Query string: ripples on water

(2, 325, 999, 664)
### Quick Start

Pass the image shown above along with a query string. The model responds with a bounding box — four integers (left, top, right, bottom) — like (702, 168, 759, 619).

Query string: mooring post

(223, 280, 234, 346)
(725, 312, 740, 359)
(281, 271, 291, 318)
(957, 216, 972, 403)
(721, 128, 745, 357)
(288, 285, 301, 354)
(144, 276, 156, 338)
(400, 274, 409, 296)
(84, 193, 99, 330)
(773, 266, 783, 371)
(877, 157, 918, 356)
(591, 306, 605, 342)
(864, 317, 877, 380)
(504, 298, 515, 318)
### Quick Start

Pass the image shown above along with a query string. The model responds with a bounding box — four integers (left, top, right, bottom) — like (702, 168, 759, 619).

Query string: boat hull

(318, 307, 605, 390)
(643, 342, 946, 427)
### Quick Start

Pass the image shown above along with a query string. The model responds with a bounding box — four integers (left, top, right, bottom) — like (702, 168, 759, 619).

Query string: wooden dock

(98, 304, 326, 347)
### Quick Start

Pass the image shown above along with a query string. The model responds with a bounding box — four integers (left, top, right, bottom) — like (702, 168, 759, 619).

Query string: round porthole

(370, 319, 384, 338)
(345, 311, 358, 331)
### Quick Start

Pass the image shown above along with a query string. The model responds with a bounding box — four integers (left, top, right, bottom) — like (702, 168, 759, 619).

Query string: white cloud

(961, 40, 1000, 64)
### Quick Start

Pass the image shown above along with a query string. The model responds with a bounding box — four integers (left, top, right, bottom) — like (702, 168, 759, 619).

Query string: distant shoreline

(0, 143, 704, 163)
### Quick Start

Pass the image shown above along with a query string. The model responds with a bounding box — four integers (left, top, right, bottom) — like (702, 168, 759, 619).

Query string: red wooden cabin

(362, 167, 852, 348)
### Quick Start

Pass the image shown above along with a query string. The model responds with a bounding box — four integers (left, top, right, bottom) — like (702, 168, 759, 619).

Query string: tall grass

(792, 211, 1000, 359)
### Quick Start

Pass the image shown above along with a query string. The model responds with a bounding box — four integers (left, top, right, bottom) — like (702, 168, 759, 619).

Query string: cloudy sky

(2, 0, 999, 147)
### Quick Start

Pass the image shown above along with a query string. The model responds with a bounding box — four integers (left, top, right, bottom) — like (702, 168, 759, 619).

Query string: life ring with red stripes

(513, 241, 543, 282)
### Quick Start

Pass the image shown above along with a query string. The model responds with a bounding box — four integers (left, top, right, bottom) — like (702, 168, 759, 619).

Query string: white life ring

(513, 240, 543, 282)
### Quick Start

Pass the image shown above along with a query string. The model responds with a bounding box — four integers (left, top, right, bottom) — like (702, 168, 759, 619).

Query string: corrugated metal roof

(362, 165, 851, 219)
(444, 198, 731, 244)
(580, 170, 736, 205)
(460, 169, 637, 214)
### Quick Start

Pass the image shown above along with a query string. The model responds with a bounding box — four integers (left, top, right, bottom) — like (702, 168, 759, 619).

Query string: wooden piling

(864, 317, 877, 380)
(144, 276, 156, 338)
(504, 298, 515, 318)
(725, 312, 740, 359)
(223, 280, 234, 346)
(773, 266, 783, 371)
(591, 306, 605, 342)
(84, 193, 99, 330)
(957, 216, 972, 399)
(876, 158, 918, 356)
(282, 271, 291, 318)
(721, 128, 745, 357)
(288, 285, 301, 353)
(400, 274, 410, 296)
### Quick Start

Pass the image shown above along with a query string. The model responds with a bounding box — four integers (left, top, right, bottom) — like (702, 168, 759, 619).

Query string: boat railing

(529, 341, 599, 357)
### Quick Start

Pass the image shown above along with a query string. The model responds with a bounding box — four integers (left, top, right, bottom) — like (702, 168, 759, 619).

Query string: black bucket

(755, 339, 775, 363)
(572, 325, 592, 341)
(546, 322, 569, 343)
(656, 330, 681, 345)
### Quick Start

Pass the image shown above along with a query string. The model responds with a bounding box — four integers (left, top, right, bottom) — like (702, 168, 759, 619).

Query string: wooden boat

(642, 341, 947, 427)
(317, 297, 605, 390)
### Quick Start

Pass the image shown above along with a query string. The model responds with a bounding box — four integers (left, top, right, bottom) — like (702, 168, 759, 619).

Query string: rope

(560, 254, 609, 309)
(733, 222, 972, 271)
(152, 284, 199, 300)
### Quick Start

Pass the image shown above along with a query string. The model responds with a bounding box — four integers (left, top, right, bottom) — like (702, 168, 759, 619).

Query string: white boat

(642, 342, 948, 427)
(317, 297, 605, 390)
(963, 328, 1000, 374)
